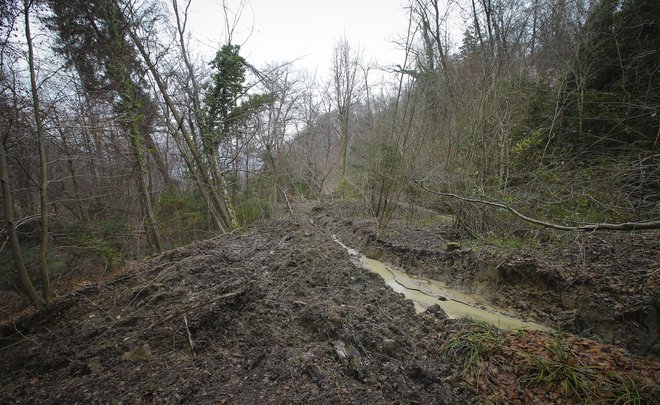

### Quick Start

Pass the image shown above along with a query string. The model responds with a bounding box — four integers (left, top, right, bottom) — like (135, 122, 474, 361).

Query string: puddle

(334, 236, 551, 331)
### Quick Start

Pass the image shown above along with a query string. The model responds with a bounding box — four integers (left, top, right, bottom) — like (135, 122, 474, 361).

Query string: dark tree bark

(24, 0, 51, 300)
(0, 140, 43, 307)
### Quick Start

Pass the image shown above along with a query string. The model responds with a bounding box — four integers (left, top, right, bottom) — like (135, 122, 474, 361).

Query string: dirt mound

(1, 205, 658, 403)
(0, 217, 464, 404)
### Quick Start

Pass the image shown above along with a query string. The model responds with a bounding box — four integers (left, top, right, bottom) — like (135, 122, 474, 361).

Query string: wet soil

(0, 201, 658, 403)
(313, 200, 660, 357)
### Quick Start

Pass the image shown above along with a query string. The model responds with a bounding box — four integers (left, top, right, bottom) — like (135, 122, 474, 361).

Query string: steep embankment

(0, 206, 658, 403)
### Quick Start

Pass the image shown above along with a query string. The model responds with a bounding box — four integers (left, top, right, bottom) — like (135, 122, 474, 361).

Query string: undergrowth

(520, 335, 655, 404)
(521, 335, 600, 401)
(441, 324, 657, 403)
(441, 321, 502, 375)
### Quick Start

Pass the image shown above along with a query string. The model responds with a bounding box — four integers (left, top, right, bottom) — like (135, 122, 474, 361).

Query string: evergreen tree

(47, 0, 164, 251)
(562, 0, 660, 149)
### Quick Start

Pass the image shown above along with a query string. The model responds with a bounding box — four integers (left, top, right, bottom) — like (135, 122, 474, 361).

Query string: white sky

(187, 0, 411, 77)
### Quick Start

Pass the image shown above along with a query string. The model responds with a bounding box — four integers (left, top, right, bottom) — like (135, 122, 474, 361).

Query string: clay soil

(1, 201, 658, 403)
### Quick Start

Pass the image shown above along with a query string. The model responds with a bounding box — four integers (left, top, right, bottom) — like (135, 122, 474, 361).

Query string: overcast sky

(187, 0, 411, 77)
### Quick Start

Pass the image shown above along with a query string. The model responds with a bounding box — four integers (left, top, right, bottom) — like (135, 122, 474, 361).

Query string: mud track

(311, 201, 660, 357)
(1, 213, 467, 403)
(0, 201, 658, 403)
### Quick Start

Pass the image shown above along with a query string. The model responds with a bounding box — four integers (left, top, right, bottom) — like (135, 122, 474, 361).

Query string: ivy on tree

(203, 44, 273, 152)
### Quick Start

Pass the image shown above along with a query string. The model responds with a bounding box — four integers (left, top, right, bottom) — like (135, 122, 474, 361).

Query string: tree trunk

(126, 24, 237, 230)
(165, 120, 225, 232)
(111, 57, 162, 253)
(128, 125, 163, 253)
(143, 131, 173, 188)
(0, 141, 44, 307)
(340, 114, 349, 177)
(209, 147, 238, 229)
(415, 180, 660, 232)
(24, 0, 51, 301)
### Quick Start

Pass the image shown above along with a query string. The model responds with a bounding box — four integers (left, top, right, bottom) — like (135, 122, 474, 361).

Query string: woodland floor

(0, 201, 658, 404)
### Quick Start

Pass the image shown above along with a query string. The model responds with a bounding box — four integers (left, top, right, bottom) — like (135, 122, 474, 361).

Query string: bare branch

(413, 178, 660, 232)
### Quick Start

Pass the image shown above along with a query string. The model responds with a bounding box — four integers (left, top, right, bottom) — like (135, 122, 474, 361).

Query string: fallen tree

(413, 179, 660, 232)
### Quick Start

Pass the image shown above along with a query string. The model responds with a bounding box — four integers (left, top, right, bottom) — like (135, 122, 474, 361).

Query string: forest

(0, 0, 659, 403)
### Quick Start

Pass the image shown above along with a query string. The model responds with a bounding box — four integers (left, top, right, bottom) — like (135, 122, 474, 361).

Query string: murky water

(334, 236, 551, 331)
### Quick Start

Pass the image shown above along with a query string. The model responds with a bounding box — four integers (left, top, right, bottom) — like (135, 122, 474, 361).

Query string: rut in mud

(312, 201, 660, 357)
(0, 202, 658, 404)
(333, 236, 550, 331)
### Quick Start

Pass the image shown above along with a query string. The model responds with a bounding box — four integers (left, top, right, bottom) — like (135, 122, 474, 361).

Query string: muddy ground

(1, 201, 658, 403)
(314, 201, 660, 357)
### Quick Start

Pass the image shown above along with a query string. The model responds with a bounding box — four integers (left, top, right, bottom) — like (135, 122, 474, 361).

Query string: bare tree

(330, 37, 362, 179)
(367, 11, 427, 233)
(1, 134, 44, 307)
(258, 62, 302, 202)
(285, 74, 338, 196)
(24, 0, 52, 300)
(127, 0, 241, 231)
(1, 15, 44, 304)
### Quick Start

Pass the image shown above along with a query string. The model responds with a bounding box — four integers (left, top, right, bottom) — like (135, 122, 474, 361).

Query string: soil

(1, 200, 658, 404)
(314, 200, 660, 356)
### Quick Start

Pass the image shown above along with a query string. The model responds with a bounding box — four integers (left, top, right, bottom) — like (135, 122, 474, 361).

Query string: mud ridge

(1, 216, 466, 404)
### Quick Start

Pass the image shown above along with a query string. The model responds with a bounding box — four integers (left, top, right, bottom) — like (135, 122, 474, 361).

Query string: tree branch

(412, 179, 660, 232)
